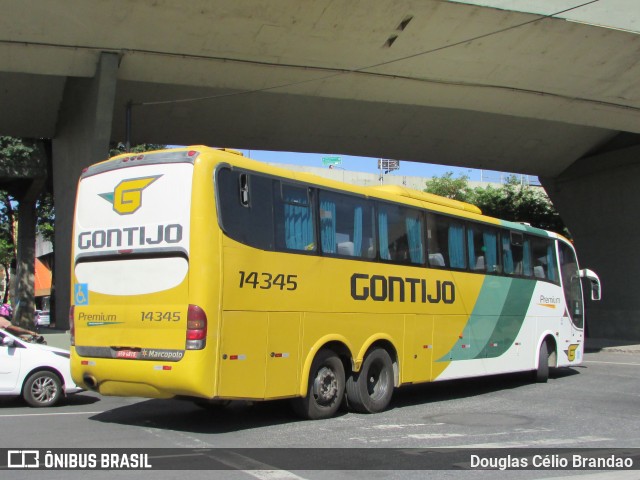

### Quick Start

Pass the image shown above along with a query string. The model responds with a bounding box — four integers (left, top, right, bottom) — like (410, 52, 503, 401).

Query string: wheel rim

(367, 359, 390, 400)
(31, 376, 58, 405)
(313, 366, 338, 405)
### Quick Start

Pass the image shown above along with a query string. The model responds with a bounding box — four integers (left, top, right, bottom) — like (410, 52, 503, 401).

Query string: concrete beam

(541, 137, 640, 341)
(52, 52, 119, 329)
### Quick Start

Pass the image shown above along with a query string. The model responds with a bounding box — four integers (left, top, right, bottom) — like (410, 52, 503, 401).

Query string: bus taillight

(186, 304, 207, 350)
(69, 305, 75, 346)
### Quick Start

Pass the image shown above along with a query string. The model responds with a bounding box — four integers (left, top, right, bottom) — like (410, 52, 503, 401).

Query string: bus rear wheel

(346, 348, 394, 414)
(292, 349, 345, 420)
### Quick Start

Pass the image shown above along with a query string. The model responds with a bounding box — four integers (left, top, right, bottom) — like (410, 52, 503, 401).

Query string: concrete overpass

(1, 0, 639, 340)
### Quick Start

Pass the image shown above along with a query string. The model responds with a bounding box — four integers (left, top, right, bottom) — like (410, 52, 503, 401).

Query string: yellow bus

(70, 146, 601, 419)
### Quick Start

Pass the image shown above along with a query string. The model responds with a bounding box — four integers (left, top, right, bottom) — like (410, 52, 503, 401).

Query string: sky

(233, 148, 532, 184)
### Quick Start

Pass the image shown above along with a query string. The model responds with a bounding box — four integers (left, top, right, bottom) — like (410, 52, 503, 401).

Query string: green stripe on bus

(438, 277, 536, 361)
(481, 278, 537, 358)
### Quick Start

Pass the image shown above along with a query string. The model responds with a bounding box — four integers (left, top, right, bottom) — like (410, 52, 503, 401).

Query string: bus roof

(90, 145, 560, 241)
(369, 185, 482, 215)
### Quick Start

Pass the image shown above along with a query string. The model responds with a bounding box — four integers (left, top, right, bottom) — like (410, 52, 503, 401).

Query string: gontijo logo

(99, 175, 161, 215)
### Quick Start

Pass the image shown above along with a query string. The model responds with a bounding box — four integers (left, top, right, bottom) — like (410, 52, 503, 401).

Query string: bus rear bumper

(71, 348, 216, 399)
(96, 380, 174, 399)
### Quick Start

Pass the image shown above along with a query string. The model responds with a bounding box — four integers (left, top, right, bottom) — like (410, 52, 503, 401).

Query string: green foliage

(0, 137, 54, 245)
(424, 172, 473, 202)
(425, 172, 568, 236)
(0, 190, 17, 304)
(0, 136, 35, 163)
(36, 192, 55, 244)
(0, 191, 16, 262)
(109, 143, 166, 158)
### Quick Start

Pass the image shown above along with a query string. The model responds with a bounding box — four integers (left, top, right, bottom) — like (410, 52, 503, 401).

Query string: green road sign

(322, 156, 341, 166)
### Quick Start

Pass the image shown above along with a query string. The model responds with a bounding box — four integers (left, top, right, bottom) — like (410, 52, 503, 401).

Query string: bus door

(402, 315, 434, 383)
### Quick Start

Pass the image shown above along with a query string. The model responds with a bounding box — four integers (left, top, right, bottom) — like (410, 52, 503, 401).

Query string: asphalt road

(1, 349, 638, 480)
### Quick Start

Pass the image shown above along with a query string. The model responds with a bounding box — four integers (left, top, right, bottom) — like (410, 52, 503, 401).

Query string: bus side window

(530, 236, 558, 282)
(405, 210, 424, 265)
(467, 225, 484, 271)
(216, 168, 275, 250)
(319, 191, 375, 259)
(506, 232, 532, 277)
(426, 214, 444, 267)
(521, 235, 533, 277)
(427, 214, 466, 269)
(275, 183, 316, 252)
(379, 204, 423, 264)
(466, 223, 499, 273)
(502, 233, 514, 274)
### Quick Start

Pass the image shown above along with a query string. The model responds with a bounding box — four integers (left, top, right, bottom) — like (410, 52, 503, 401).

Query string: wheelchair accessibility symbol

(75, 283, 89, 305)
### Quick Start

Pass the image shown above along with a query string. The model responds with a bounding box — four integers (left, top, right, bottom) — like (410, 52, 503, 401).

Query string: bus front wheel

(346, 348, 394, 414)
(293, 349, 345, 420)
(535, 341, 550, 383)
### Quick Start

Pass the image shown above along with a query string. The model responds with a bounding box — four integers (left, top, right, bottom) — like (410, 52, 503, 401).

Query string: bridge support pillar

(13, 176, 46, 328)
(541, 142, 640, 342)
(52, 52, 119, 330)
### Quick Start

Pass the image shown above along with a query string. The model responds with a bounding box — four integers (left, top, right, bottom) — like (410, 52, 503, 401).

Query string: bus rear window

(75, 257, 188, 296)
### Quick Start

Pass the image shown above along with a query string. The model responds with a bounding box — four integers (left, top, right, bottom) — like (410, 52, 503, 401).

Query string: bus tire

(535, 341, 550, 383)
(346, 348, 394, 414)
(292, 349, 345, 420)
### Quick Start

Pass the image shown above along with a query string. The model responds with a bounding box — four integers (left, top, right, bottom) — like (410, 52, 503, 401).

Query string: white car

(0, 330, 82, 407)
(34, 310, 51, 327)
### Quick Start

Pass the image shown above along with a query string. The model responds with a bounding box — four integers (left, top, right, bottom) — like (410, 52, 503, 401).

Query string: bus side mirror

(2, 336, 15, 347)
(580, 269, 601, 301)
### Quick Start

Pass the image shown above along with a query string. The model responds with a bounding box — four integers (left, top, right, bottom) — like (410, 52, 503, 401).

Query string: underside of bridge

(1, 0, 639, 339)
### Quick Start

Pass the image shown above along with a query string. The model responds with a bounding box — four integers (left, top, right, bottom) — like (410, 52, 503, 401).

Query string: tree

(109, 143, 166, 158)
(0, 136, 51, 303)
(0, 137, 165, 303)
(0, 192, 17, 303)
(424, 172, 473, 202)
(36, 193, 55, 244)
(0, 137, 53, 241)
(472, 176, 567, 236)
(424, 172, 568, 236)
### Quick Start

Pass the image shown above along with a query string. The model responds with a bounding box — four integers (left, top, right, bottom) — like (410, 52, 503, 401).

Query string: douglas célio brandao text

(470, 453, 634, 470)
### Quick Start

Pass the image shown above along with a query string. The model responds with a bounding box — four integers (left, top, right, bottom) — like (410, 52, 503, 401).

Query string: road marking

(370, 423, 440, 430)
(249, 471, 308, 480)
(584, 360, 640, 366)
(0, 411, 103, 418)
(441, 435, 611, 449)
(200, 451, 308, 480)
(539, 472, 640, 480)
(142, 426, 215, 448)
(147, 448, 309, 479)
(408, 433, 465, 439)
(408, 428, 548, 441)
